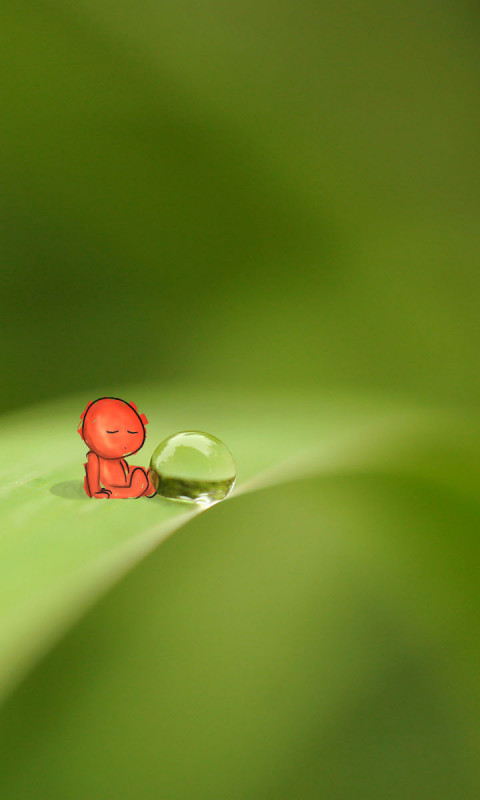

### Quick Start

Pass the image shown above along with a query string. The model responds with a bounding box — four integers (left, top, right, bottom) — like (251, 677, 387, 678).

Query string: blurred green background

(2, 0, 479, 412)
(1, 1, 480, 798)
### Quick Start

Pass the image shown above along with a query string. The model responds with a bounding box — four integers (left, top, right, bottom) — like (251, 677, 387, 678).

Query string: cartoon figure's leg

(84, 452, 111, 499)
(123, 464, 156, 498)
(145, 468, 157, 497)
(107, 468, 149, 499)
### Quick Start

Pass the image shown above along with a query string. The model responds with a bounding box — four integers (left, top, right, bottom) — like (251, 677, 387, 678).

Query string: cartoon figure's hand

(93, 488, 111, 499)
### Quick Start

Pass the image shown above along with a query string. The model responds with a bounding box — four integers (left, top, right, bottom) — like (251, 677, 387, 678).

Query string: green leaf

(0, 383, 477, 712)
(1, 463, 480, 798)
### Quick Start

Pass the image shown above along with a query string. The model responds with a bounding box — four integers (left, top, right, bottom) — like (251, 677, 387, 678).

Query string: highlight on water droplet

(150, 431, 236, 507)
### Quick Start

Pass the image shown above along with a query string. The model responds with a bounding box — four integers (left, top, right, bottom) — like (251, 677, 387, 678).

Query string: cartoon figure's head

(78, 397, 148, 459)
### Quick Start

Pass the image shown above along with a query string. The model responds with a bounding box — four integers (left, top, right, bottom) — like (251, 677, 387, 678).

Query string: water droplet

(150, 431, 236, 507)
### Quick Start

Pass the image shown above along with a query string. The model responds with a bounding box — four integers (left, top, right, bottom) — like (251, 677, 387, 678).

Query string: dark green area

(152, 473, 235, 504)
(1, 1, 480, 797)
(1, 0, 479, 411)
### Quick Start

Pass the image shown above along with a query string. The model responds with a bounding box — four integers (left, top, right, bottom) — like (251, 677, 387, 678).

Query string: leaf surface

(1, 469, 480, 798)
(0, 384, 477, 707)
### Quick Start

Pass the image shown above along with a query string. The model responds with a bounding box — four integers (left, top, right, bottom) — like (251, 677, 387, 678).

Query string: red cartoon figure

(78, 397, 156, 498)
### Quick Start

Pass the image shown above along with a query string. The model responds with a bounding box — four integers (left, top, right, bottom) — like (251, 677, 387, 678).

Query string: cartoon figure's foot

(129, 467, 149, 498)
(93, 488, 111, 499)
(144, 468, 157, 498)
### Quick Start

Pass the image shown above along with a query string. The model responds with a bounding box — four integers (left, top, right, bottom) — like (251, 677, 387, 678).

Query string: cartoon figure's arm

(84, 451, 111, 499)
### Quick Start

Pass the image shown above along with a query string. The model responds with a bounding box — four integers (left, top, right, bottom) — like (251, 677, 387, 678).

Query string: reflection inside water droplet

(150, 431, 236, 507)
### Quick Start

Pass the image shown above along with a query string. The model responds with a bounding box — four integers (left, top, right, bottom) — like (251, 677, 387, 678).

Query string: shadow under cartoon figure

(78, 397, 156, 498)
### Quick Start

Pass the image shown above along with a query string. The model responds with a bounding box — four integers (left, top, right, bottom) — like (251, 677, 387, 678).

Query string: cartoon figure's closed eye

(78, 397, 156, 498)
